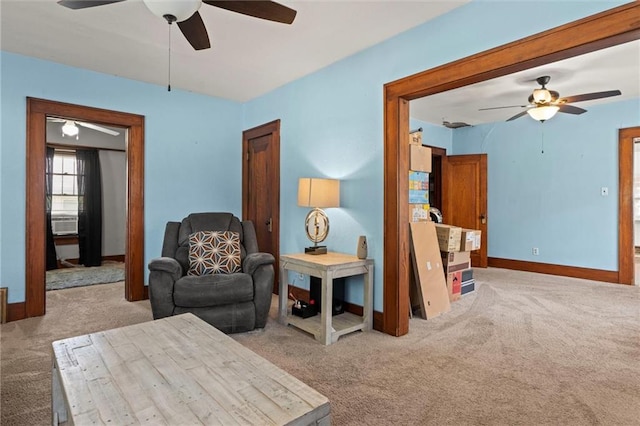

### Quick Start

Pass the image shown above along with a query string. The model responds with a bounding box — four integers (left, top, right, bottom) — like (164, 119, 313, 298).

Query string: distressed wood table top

(52, 313, 330, 425)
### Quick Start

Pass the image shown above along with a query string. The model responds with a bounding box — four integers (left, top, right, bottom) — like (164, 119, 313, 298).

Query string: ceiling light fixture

(142, 0, 201, 22)
(142, 0, 202, 91)
(527, 105, 559, 122)
(61, 120, 79, 138)
(532, 88, 552, 104)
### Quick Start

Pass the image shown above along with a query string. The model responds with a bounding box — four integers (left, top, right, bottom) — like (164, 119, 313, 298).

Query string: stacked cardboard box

(408, 132, 431, 223)
(435, 223, 481, 301)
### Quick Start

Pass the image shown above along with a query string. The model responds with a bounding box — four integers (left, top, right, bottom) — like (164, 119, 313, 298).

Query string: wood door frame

(25, 98, 145, 319)
(618, 127, 640, 285)
(242, 119, 281, 290)
(383, 3, 640, 337)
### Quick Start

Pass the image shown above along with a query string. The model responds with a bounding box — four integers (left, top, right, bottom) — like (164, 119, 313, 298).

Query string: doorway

(25, 98, 145, 319)
(382, 3, 640, 337)
(45, 121, 127, 290)
(242, 120, 281, 293)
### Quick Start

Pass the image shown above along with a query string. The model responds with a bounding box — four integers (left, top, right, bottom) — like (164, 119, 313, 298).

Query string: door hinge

(246, 152, 250, 161)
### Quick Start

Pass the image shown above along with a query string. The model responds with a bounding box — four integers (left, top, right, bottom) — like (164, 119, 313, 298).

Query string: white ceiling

(0, 0, 468, 102)
(411, 40, 640, 127)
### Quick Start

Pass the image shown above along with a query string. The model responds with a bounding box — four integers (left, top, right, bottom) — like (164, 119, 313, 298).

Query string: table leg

(363, 261, 374, 331)
(51, 360, 67, 424)
(278, 264, 288, 325)
(319, 272, 334, 345)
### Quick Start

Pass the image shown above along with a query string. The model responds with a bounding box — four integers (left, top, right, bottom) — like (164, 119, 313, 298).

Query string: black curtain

(77, 149, 103, 267)
(45, 147, 58, 270)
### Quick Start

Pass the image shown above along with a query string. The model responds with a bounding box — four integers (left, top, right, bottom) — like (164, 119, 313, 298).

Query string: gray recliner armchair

(148, 212, 275, 333)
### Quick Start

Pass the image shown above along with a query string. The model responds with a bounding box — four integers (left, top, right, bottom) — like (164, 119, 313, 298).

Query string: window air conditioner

(52, 217, 78, 235)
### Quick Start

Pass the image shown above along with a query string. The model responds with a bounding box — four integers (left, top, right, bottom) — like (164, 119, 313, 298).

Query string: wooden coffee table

(52, 313, 330, 425)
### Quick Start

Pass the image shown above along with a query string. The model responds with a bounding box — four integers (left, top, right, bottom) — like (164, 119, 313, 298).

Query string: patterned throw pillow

(188, 231, 242, 276)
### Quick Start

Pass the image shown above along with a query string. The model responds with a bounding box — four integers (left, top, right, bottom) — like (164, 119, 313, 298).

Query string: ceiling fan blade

(177, 11, 210, 50)
(559, 90, 621, 104)
(479, 105, 528, 111)
(506, 111, 529, 122)
(57, 0, 126, 10)
(558, 104, 587, 115)
(76, 121, 120, 136)
(204, 1, 297, 24)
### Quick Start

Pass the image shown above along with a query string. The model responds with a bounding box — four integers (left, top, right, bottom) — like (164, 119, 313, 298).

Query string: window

(51, 150, 78, 234)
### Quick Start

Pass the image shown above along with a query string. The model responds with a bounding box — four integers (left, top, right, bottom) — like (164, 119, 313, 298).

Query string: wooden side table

(278, 252, 374, 345)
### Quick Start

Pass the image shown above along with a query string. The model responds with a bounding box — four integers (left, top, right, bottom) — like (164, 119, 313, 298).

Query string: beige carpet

(2, 269, 639, 425)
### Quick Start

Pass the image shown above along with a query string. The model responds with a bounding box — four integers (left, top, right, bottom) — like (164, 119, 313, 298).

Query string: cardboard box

(461, 268, 473, 282)
(460, 229, 482, 251)
(410, 145, 432, 172)
(409, 204, 431, 222)
(441, 251, 471, 273)
(446, 271, 462, 302)
(409, 189, 429, 204)
(409, 221, 451, 319)
(461, 279, 475, 295)
(409, 130, 423, 145)
(435, 224, 462, 252)
(409, 171, 429, 204)
(409, 171, 429, 190)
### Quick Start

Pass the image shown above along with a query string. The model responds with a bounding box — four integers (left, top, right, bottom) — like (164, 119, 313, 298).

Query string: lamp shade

(532, 88, 552, 104)
(527, 105, 559, 122)
(298, 178, 340, 208)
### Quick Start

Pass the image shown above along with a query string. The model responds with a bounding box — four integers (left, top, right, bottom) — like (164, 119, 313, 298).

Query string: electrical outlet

(532, 247, 539, 255)
(601, 187, 609, 196)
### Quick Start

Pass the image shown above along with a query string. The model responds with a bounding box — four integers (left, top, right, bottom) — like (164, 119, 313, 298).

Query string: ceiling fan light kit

(142, 0, 201, 23)
(61, 120, 80, 138)
(532, 88, 552, 104)
(527, 105, 559, 122)
(480, 75, 621, 123)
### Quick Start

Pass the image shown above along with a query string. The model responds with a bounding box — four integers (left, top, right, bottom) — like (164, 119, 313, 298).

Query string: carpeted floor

(1, 268, 639, 425)
(46, 262, 125, 291)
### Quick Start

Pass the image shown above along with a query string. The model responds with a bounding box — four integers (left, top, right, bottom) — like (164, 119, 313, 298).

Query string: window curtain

(45, 147, 58, 270)
(76, 149, 103, 267)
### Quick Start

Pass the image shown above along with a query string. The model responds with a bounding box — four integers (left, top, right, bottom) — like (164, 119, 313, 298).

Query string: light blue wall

(0, 0, 629, 308)
(0, 52, 242, 303)
(451, 99, 640, 269)
(243, 1, 627, 311)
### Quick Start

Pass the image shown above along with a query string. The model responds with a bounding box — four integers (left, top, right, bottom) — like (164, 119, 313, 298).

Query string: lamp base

(305, 245, 327, 255)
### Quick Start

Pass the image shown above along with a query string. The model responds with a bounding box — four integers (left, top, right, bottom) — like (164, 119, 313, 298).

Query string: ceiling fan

(48, 117, 121, 138)
(57, 0, 297, 51)
(480, 76, 622, 122)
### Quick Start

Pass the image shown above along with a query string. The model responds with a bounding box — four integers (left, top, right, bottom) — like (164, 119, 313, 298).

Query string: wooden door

(242, 120, 280, 293)
(443, 154, 488, 267)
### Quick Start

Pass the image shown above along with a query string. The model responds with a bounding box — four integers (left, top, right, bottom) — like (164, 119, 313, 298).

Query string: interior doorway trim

(382, 3, 640, 337)
(25, 98, 146, 319)
(618, 127, 640, 285)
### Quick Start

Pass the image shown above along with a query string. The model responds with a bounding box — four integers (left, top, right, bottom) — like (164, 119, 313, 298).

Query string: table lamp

(298, 178, 340, 255)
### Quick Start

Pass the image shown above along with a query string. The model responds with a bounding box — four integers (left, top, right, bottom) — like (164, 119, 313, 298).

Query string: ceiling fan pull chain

(167, 21, 172, 92)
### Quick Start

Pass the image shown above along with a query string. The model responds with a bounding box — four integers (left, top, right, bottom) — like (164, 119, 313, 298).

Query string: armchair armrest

(242, 252, 275, 275)
(148, 257, 183, 281)
(148, 257, 183, 320)
(243, 252, 275, 329)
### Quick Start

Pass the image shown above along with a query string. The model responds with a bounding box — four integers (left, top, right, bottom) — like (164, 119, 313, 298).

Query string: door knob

(480, 214, 486, 224)
(266, 218, 273, 232)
